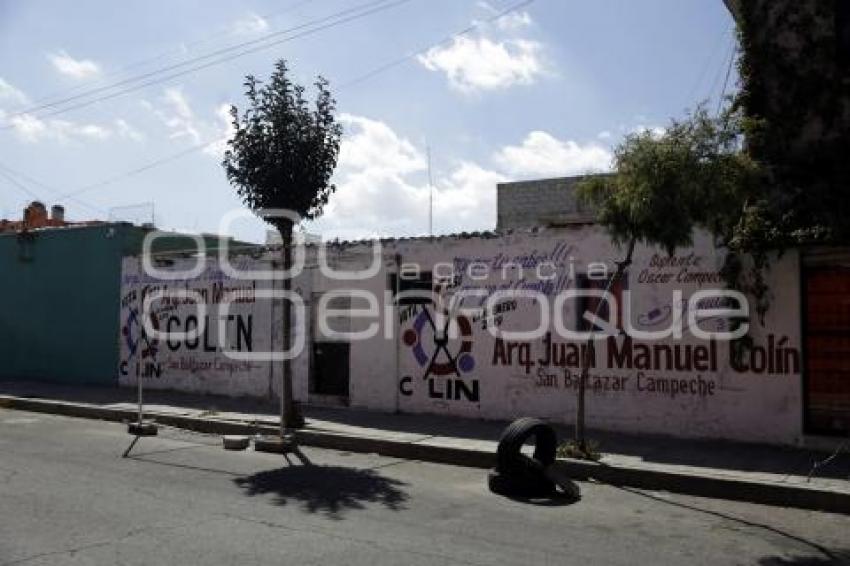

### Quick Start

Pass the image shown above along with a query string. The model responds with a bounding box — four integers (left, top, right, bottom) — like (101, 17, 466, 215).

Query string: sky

(0, 0, 737, 243)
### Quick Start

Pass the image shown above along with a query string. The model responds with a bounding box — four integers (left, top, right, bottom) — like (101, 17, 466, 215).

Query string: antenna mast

(427, 145, 434, 236)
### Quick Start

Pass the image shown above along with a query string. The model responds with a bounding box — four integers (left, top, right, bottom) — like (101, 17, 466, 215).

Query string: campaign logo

(403, 307, 475, 380)
(120, 306, 161, 378)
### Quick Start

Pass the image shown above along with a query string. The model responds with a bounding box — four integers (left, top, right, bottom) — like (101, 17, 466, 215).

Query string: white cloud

(144, 88, 239, 154)
(475, 1, 532, 30)
(232, 13, 269, 35)
(203, 104, 235, 158)
(418, 36, 544, 92)
(493, 131, 613, 177)
(75, 123, 111, 140)
(496, 10, 532, 31)
(314, 114, 427, 238)
(9, 114, 47, 142)
(432, 161, 506, 230)
(304, 119, 620, 238)
(8, 113, 115, 144)
(163, 88, 193, 121)
(631, 124, 666, 139)
(306, 114, 503, 239)
(114, 119, 144, 142)
(0, 78, 28, 105)
(48, 50, 101, 80)
(338, 114, 425, 174)
(145, 87, 202, 143)
(597, 130, 612, 140)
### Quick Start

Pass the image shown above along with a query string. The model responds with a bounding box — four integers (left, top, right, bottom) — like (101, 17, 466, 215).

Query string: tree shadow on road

(233, 460, 409, 520)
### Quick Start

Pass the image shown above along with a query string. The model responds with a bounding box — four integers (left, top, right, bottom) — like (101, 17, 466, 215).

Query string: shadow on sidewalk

(304, 405, 850, 482)
(3, 379, 849, 484)
(233, 461, 410, 520)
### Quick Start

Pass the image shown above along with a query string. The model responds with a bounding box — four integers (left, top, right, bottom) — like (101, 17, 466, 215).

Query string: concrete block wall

(496, 176, 598, 231)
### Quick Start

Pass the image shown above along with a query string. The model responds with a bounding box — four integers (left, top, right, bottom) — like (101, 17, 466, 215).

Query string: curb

(2, 394, 848, 515)
(0, 395, 496, 468)
(554, 459, 850, 515)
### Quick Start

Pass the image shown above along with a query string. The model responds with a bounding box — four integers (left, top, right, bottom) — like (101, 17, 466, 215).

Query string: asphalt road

(0, 408, 848, 566)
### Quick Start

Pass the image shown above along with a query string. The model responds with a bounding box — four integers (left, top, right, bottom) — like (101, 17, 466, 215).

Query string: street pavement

(3, 380, 849, 497)
(1, 408, 848, 566)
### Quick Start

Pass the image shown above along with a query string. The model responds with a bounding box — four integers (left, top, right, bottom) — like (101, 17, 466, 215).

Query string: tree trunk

(575, 237, 636, 454)
(279, 222, 296, 434)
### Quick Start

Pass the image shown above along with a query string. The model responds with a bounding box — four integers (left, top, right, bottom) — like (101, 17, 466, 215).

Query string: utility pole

(427, 145, 434, 236)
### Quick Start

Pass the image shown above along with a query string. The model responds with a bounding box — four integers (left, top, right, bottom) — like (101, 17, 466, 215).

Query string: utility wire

(0, 168, 42, 201)
(58, 140, 213, 200)
(5, 0, 389, 119)
(716, 37, 737, 116)
(16, 0, 319, 113)
(683, 25, 732, 110)
(0, 162, 108, 215)
(338, 0, 534, 90)
(0, 0, 410, 129)
(53, 0, 534, 202)
(706, 34, 736, 112)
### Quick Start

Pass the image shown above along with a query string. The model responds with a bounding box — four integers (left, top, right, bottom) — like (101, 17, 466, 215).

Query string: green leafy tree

(572, 104, 759, 455)
(223, 59, 342, 431)
(734, 0, 850, 248)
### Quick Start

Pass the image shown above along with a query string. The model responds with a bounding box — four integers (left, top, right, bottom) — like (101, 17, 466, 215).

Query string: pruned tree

(572, 104, 759, 455)
(223, 59, 342, 432)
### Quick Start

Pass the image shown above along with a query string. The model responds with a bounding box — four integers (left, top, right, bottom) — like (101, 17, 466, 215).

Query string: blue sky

(0, 0, 736, 242)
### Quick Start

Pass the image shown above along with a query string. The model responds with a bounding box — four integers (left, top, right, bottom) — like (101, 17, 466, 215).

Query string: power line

(5, 0, 390, 120)
(58, 140, 213, 200)
(338, 0, 535, 90)
(15, 0, 320, 114)
(0, 0, 410, 129)
(706, 34, 736, 111)
(683, 25, 732, 110)
(0, 162, 108, 216)
(52, 0, 535, 202)
(716, 37, 737, 116)
(0, 168, 41, 201)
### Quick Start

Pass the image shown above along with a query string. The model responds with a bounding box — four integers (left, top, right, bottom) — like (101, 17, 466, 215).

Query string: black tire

(487, 469, 556, 498)
(496, 417, 557, 476)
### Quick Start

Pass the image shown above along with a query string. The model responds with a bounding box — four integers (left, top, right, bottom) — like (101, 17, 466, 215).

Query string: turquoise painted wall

(0, 224, 136, 384)
(0, 224, 256, 385)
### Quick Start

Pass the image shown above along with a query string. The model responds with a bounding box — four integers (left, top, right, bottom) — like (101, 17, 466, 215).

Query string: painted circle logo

(403, 307, 474, 378)
(122, 307, 159, 361)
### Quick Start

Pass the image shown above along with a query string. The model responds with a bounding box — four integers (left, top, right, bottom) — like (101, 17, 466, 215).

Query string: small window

(575, 273, 627, 333)
(388, 271, 433, 305)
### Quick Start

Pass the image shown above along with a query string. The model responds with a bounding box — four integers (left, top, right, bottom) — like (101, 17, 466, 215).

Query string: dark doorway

(804, 264, 850, 435)
(575, 272, 628, 332)
(312, 342, 350, 397)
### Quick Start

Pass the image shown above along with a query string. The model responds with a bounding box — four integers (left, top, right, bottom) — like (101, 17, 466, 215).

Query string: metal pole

(427, 145, 434, 236)
(137, 255, 144, 425)
(575, 237, 636, 453)
(279, 273, 286, 438)
(394, 253, 402, 412)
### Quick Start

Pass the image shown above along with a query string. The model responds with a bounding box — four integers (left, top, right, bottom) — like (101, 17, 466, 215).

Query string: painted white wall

(326, 227, 803, 444)
(118, 226, 804, 445)
(118, 254, 281, 399)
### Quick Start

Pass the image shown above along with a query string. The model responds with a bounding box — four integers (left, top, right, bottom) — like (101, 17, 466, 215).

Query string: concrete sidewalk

(1, 380, 849, 513)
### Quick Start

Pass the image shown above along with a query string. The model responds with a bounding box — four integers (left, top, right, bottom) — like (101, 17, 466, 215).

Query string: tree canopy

(222, 59, 342, 233)
(577, 105, 760, 255)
